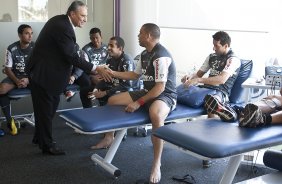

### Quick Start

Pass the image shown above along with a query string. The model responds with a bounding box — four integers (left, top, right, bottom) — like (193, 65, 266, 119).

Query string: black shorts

(129, 89, 176, 112)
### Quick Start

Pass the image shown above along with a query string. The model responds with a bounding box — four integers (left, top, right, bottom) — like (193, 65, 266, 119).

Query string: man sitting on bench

(181, 31, 241, 118)
(92, 23, 177, 184)
(204, 87, 282, 127)
(80, 36, 137, 108)
(0, 24, 34, 135)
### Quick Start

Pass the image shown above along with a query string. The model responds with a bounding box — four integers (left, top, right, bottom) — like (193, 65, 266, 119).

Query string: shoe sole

(66, 92, 76, 102)
(239, 104, 258, 127)
(204, 95, 235, 122)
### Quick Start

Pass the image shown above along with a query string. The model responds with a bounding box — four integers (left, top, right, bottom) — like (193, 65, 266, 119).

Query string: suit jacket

(27, 15, 93, 95)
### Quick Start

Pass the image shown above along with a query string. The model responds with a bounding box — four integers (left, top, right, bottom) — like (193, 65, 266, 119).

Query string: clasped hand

(96, 65, 114, 82)
(181, 75, 198, 87)
(125, 101, 140, 113)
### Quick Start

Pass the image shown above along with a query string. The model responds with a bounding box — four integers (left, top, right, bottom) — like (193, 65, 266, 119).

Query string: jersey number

(92, 54, 102, 61)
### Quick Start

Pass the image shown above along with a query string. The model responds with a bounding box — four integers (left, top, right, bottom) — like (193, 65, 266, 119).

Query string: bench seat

(60, 104, 205, 177)
(153, 118, 282, 184)
(61, 104, 205, 134)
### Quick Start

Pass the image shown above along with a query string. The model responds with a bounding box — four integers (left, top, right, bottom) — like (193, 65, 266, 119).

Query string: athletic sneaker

(239, 103, 259, 127)
(204, 94, 237, 122)
(7, 118, 17, 135)
(239, 104, 265, 128)
(65, 90, 76, 102)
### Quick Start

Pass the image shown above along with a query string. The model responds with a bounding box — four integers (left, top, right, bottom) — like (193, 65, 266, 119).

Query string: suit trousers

(30, 80, 60, 150)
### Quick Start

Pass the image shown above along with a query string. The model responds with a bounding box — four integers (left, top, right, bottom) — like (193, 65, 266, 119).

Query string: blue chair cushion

(176, 84, 217, 108)
(229, 59, 253, 104)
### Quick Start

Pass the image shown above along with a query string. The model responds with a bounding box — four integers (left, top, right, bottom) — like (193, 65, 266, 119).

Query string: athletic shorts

(129, 89, 176, 112)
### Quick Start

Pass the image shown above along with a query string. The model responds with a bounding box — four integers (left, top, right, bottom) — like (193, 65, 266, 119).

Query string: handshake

(95, 64, 114, 82)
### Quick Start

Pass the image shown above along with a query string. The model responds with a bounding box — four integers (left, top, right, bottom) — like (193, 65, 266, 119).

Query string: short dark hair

(142, 23, 160, 39)
(89, 27, 101, 36)
(110, 36, 125, 49)
(18, 24, 31, 34)
(66, 1, 86, 15)
(212, 31, 231, 47)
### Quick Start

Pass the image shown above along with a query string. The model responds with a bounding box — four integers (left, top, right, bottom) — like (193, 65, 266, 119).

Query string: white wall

(120, 0, 282, 83)
(158, 0, 272, 32)
(119, 0, 159, 58)
(0, 1, 17, 21)
(160, 28, 271, 84)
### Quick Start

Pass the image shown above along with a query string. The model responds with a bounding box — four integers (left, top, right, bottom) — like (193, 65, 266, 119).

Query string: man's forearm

(198, 75, 227, 86)
(6, 70, 19, 84)
(113, 71, 139, 80)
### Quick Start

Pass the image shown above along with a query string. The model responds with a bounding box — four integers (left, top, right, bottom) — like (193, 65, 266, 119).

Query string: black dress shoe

(42, 146, 66, 155)
(33, 138, 56, 146)
(32, 138, 39, 145)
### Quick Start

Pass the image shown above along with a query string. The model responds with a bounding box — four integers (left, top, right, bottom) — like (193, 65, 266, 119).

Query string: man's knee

(0, 84, 14, 94)
(149, 107, 168, 128)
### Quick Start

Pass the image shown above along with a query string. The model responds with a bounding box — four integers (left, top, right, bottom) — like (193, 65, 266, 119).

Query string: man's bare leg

(91, 92, 133, 149)
(91, 132, 114, 149)
(0, 83, 16, 95)
(268, 111, 282, 124)
(149, 100, 170, 183)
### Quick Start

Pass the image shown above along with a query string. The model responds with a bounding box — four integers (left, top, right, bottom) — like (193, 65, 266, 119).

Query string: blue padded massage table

(153, 118, 282, 184)
(60, 59, 253, 178)
(60, 104, 205, 177)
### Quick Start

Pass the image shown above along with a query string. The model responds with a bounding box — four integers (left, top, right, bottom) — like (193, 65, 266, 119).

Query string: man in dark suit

(27, 1, 111, 155)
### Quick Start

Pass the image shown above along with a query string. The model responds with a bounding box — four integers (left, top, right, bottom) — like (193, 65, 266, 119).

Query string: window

(18, 0, 48, 22)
